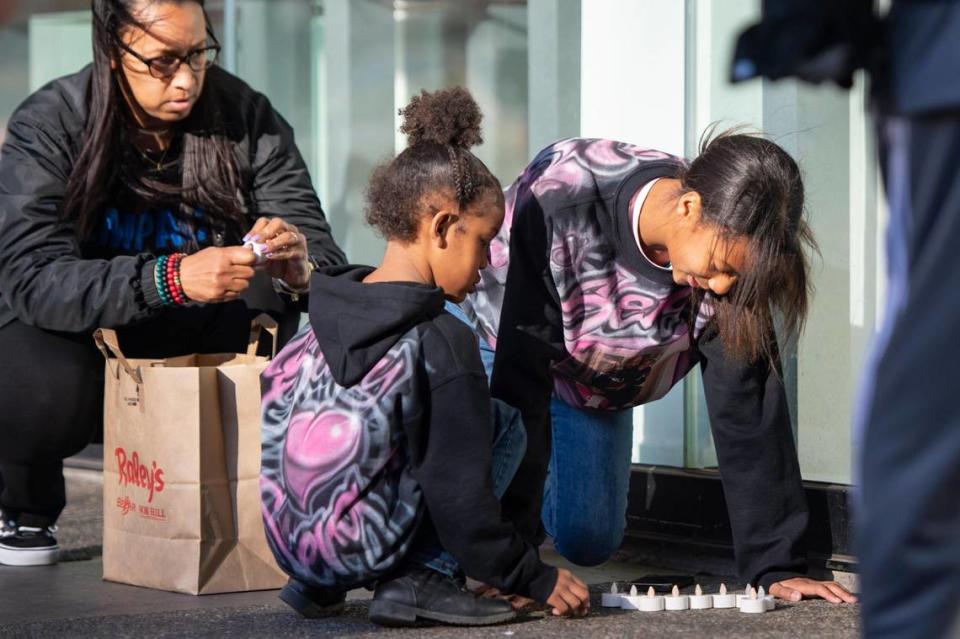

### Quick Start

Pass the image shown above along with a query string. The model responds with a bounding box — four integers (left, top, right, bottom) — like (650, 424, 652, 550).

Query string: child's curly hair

(365, 87, 503, 242)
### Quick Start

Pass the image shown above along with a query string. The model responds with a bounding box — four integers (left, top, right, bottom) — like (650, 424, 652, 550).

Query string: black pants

(0, 301, 298, 527)
(856, 109, 960, 638)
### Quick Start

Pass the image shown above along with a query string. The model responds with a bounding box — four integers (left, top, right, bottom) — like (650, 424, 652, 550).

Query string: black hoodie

(305, 264, 558, 602)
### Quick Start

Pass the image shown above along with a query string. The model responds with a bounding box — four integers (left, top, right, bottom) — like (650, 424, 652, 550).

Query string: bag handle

(247, 313, 279, 357)
(94, 328, 143, 384)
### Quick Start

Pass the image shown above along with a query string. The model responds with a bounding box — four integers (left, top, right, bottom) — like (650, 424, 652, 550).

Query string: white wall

(28, 11, 91, 93)
(579, 0, 687, 465)
(580, 1, 685, 156)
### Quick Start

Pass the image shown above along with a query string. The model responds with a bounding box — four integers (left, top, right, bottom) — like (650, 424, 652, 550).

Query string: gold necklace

(133, 141, 173, 172)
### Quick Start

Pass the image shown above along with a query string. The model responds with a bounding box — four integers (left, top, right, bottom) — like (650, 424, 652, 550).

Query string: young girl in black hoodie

(259, 88, 589, 627)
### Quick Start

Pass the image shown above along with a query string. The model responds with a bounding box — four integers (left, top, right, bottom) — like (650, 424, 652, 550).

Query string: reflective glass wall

(0, 0, 876, 486)
(673, 0, 885, 484)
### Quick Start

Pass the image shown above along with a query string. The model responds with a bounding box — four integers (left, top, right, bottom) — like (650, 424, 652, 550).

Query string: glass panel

(577, 0, 689, 467)
(677, 0, 762, 471)
(312, 0, 529, 264)
(231, 0, 317, 181)
(680, 0, 885, 484)
(0, 2, 89, 143)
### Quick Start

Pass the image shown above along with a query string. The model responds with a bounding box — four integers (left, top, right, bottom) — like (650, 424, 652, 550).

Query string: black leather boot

(369, 568, 517, 627)
(279, 577, 346, 618)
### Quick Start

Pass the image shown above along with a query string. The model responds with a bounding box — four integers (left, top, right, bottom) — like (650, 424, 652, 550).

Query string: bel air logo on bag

(115, 447, 166, 503)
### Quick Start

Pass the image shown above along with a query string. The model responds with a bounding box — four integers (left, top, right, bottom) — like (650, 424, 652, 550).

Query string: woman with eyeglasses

(0, 0, 344, 567)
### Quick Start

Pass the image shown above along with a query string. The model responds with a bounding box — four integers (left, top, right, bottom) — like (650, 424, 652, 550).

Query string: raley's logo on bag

(115, 447, 166, 503)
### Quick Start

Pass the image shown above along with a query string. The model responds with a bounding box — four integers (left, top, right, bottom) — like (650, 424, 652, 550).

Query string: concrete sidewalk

(0, 468, 861, 638)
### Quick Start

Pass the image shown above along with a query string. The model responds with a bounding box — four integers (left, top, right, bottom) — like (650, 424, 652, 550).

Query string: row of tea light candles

(602, 583, 775, 614)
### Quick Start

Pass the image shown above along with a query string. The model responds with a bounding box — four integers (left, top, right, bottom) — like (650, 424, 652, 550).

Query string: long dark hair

(62, 0, 244, 239)
(365, 87, 503, 241)
(680, 126, 817, 365)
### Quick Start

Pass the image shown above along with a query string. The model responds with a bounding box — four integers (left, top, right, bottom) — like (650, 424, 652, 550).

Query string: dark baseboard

(622, 464, 856, 575)
(64, 444, 103, 472)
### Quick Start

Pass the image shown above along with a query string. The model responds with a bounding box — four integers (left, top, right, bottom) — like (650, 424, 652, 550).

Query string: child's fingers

(556, 588, 585, 614)
(548, 594, 571, 616)
(568, 580, 590, 602)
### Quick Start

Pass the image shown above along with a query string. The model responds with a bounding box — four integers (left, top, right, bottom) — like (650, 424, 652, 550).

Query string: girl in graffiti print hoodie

(259, 88, 589, 627)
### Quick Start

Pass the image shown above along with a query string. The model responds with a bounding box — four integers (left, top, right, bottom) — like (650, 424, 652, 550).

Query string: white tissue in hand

(243, 239, 269, 264)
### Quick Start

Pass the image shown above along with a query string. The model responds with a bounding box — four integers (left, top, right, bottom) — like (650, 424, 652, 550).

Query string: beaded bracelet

(154, 253, 189, 306)
(165, 253, 187, 305)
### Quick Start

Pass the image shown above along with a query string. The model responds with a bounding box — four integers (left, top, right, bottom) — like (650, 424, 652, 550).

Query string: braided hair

(365, 87, 502, 241)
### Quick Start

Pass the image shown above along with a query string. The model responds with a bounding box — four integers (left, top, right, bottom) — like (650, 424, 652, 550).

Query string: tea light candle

(620, 585, 645, 610)
(602, 582, 623, 607)
(758, 586, 775, 611)
(243, 239, 269, 265)
(713, 583, 737, 609)
(737, 584, 756, 608)
(664, 584, 690, 610)
(638, 586, 666, 612)
(739, 588, 767, 614)
(689, 584, 713, 609)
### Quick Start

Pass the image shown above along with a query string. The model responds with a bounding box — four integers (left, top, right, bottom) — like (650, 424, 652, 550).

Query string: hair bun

(399, 87, 483, 150)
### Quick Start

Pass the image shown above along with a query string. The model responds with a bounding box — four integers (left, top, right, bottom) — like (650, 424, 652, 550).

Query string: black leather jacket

(0, 65, 345, 333)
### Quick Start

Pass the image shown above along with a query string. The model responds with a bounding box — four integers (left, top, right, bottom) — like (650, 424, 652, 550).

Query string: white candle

(664, 584, 690, 610)
(602, 582, 623, 607)
(620, 585, 645, 610)
(737, 584, 756, 608)
(740, 588, 767, 614)
(713, 583, 737, 609)
(758, 586, 775, 611)
(629, 586, 665, 612)
(689, 584, 713, 609)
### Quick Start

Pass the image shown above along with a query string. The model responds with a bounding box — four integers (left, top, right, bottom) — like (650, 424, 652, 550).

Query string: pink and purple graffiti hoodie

(462, 139, 809, 589)
(260, 265, 557, 601)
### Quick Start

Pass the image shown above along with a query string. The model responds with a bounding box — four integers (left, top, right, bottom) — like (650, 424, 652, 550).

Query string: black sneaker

(369, 568, 517, 627)
(279, 577, 346, 618)
(0, 512, 59, 567)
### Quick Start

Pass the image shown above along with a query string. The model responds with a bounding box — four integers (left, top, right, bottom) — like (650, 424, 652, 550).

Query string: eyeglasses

(117, 39, 221, 79)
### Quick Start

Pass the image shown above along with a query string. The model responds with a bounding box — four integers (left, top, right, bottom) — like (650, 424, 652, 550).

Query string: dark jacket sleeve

(247, 96, 345, 268)
(487, 184, 566, 545)
(0, 113, 162, 332)
(730, 0, 880, 88)
(696, 325, 809, 589)
(403, 353, 557, 602)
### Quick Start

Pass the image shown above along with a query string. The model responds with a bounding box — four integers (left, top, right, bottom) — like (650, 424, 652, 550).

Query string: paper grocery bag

(96, 314, 287, 595)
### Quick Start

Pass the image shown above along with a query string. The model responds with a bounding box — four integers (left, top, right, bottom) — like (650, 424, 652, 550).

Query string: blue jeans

(541, 397, 633, 566)
(421, 303, 634, 572)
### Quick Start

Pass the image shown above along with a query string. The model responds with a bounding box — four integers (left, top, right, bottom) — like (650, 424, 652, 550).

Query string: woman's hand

(769, 577, 858, 603)
(244, 217, 311, 290)
(546, 568, 590, 617)
(179, 246, 257, 303)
